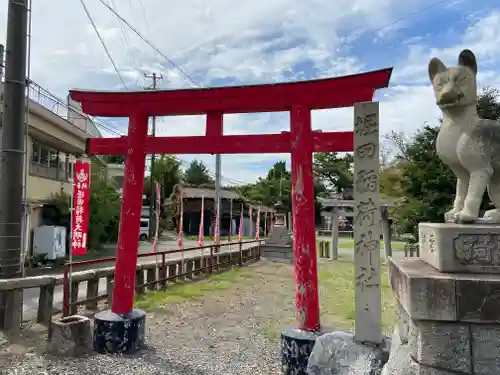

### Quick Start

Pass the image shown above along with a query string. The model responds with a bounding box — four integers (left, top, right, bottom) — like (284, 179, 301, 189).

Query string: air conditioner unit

(33, 225, 67, 260)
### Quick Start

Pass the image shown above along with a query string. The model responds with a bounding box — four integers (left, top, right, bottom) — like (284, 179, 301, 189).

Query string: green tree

(240, 160, 292, 211)
(88, 178, 122, 249)
(477, 87, 500, 120)
(237, 160, 326, 224)
(380, 165, 405, 198)
(144, 155, 182, 202)
(313, 152, 353, 192)
(392, 125, 456, 238)
(183, 159, 214, 186)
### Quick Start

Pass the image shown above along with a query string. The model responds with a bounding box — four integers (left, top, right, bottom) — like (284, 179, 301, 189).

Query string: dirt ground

(0, 259, 395, 375)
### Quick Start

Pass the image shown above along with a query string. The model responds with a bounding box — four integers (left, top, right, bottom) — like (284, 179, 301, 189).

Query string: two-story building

(0, 80, 108, 252)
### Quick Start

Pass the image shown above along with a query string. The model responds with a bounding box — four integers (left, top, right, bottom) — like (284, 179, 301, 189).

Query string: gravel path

(1, 261, 296, 375)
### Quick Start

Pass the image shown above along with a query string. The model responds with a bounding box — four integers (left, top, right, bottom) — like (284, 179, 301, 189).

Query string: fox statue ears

(428, 57, 446, 82)
(458, 49, 477, 74)
(428, 49, 478, 82)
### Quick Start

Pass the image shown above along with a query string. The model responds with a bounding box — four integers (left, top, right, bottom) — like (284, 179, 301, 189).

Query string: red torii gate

(70, 68, 392, 353)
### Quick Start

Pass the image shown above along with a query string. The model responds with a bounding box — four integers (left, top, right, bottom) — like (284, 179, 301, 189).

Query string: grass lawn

(135, 268, 248, 310)
(317, 258, 396, 334)
(134, 258, 396, 337)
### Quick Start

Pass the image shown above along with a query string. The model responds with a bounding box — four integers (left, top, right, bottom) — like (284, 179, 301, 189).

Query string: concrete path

(21, 239, 254, 321)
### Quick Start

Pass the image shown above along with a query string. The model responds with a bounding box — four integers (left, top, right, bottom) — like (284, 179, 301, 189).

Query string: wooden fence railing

(0, 240, 262, 333)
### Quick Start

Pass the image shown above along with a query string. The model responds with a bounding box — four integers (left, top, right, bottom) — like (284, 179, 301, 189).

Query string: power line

(348, 0, 450, 45)
(138, 0, 151, 36)
(94, 0, 231, 204)
(78, 0, 128, 90)
(107, 0, 142, 87)
(97, 0, 201, 88)
(127, 0, 138, 25)
(92, 0, 259, 187)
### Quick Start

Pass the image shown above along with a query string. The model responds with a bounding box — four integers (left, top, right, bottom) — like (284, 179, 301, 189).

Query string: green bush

(88, 178, 121, 249)
(46, 178, 121, 252)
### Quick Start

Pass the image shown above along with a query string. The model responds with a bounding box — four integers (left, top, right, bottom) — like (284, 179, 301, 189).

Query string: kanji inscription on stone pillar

(353, 101, 382, 344)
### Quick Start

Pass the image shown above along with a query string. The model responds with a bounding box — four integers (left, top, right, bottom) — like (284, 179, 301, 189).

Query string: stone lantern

(273, 200, 287, 228)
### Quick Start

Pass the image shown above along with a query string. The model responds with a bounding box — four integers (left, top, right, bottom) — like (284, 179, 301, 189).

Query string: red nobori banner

(71, 161, 91, 256)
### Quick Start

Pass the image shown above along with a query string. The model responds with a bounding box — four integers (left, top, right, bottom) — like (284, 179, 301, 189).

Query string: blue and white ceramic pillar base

(281, 326, 323, 375)
(93, 308, 146, 354)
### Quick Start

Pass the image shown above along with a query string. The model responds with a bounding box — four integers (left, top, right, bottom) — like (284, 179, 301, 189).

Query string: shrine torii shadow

(70, 68, 392, 357)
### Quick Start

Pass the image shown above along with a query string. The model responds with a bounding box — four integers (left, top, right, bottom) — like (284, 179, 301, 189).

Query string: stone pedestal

(419, 222, 500, 274)
(385, 257, 500, 374)
(261, 225, 293, 263)
(47, 315, 92, 357)
(93, 308, 146, 354)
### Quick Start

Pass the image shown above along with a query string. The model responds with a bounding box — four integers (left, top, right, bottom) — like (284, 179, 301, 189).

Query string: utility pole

(144, 72, 162, 240)
(0, 0, 29, 328)
(0, 44, 5, 81)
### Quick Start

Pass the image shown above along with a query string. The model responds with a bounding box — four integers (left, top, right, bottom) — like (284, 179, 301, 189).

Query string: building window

(40, 146, 49, 166)
(30, 141, 73, 182)
(31, 142, 40, 164)
(49, 150, 58, 169)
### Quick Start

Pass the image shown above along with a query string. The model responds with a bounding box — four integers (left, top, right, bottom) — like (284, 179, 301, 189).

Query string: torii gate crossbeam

(70, 68, 392, 345)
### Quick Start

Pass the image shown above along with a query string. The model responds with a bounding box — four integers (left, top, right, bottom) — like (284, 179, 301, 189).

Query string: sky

(1, 0, 500, 185)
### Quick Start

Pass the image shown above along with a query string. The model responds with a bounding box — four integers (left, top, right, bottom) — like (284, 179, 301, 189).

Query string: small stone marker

(353, 101, 382, 345)
(47, 315, 92, 357)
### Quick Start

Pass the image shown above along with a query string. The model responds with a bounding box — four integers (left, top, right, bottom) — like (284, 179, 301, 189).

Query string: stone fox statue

(429, 49, 500, 223)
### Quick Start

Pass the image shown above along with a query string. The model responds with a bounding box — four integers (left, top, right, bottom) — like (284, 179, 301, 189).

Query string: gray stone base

(261, 244, 293, 264)
(419, 222, 500, 273)
(382, 325, 459, 375)
(93, 308, 146, 354)
(389, 257, 500, 323)
(266, 225, 293, 246)
(307, 331, 390, 375)
(388, 258, 500, 374)
(47, 315, 92, 357)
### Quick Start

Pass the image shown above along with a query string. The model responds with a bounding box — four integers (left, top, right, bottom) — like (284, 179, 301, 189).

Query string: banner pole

(198, 196, 205, 267)
(68, 163, 74, 313)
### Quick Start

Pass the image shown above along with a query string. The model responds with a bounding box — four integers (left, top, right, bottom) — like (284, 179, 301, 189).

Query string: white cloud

(0, 1, 499, 183)
(393, 10, 500, 84)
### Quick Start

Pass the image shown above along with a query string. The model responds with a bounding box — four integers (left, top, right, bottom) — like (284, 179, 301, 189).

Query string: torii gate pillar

(289, 105, 320, 329)
(94, 112, 149, 354)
